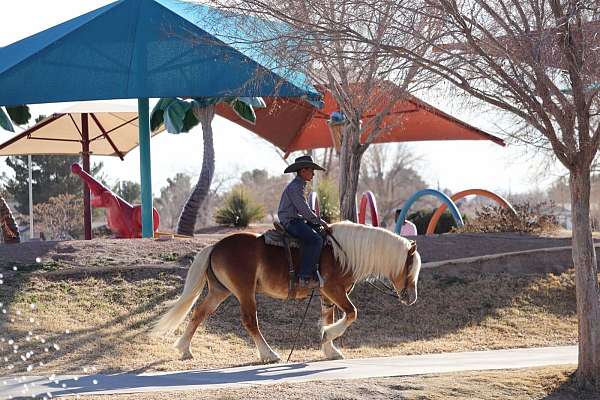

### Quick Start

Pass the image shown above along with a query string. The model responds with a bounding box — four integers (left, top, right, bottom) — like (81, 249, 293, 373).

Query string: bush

(215, 187, 265, 227)
(316, 178, 340, 223)
(408, 209, 467, 234)
(453, 201, 559, 234)
(33, 194, 84, 240)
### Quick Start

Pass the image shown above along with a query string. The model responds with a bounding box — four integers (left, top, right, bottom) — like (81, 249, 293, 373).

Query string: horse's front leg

(239, 294, 281, 363)
(319, 287, 357, 345)
(320, 299, 344, 360)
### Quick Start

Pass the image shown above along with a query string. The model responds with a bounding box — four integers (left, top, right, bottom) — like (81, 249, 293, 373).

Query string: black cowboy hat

(284, 155, 326, 173)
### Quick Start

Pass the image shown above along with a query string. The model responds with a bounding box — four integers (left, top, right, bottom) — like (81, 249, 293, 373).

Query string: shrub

(215, 187, 265, 227)
(453, 201, 560, 234)
(408, 209, 467, 234)
(316, 178, 340, 223)
(33, 194, 84, 240)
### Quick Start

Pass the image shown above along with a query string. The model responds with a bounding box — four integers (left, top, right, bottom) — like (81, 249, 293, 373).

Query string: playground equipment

(395, 189, 464, 234)
(358, 191, 379, 226)
(71, 163, 159, 239)
(426, 189, 517, 235)
(0, 198, 20, 244)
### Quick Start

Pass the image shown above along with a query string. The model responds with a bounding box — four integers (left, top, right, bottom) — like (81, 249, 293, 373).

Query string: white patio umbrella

(0, 101, 166, 239)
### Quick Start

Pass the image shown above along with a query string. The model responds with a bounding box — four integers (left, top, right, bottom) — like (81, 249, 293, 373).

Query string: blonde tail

(151, 245, 214, 336)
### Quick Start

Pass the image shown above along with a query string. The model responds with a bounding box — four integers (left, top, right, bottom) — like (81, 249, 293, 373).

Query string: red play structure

(71, 163, 159, 238)
(358, 191, 379, 226)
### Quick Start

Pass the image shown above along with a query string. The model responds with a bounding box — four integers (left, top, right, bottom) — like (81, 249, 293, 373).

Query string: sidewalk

(0, 346, 577, 399)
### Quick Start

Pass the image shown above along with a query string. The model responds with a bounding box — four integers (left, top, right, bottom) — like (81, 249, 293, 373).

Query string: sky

(0, 0, 566, 198)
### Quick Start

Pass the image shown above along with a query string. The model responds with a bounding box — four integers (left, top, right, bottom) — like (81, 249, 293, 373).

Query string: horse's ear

(408, 241, 417, 256)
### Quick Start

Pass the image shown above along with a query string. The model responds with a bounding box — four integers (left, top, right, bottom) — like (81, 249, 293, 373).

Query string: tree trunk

(338, 125, 363, 222)
(176, 105, 216, 236)
(0, 196, 20, 244)
(569, 166, 600, 389)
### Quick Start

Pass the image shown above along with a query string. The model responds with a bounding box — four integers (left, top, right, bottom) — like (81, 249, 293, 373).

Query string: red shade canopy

(216, 87, 505, 156)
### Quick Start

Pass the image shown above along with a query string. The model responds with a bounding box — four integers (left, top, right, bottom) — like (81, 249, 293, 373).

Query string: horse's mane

(330, 221, 415, 281)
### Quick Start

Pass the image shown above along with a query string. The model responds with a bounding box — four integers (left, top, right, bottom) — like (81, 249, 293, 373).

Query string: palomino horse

(152, 221, 422, 362)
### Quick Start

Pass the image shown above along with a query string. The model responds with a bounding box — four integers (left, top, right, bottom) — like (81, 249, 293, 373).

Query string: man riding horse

(152, 158, 422, 364)
(277, 155, 332, 289)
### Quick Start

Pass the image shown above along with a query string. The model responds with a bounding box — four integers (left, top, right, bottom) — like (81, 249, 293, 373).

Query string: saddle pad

(261, 229, 302, 248)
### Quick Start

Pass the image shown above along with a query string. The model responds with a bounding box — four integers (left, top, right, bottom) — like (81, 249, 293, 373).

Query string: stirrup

(315, 270, 325, 287)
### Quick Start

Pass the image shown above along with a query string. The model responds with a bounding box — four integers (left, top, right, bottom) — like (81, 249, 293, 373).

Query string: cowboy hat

(284, 155, 326, 173)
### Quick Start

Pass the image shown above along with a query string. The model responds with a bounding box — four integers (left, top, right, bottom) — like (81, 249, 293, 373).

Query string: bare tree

(359, 143, 426, 227)
(154, 173, 193, 231)
(312, 0, 600, 388)
(211, 0, 437, 220)
(225, 0, 600, 387)
(239, 169, 290, 220)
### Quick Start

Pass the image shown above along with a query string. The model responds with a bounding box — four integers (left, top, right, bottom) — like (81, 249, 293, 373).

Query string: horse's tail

(151, 244, 214, 337)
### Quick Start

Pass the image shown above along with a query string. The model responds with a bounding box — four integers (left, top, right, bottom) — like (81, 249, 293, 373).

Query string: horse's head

(328, 222, 422, 305)
(389, 243, 421, 306)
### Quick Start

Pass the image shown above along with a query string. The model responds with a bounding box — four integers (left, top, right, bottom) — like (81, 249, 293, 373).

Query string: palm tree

(151, 97, 265, 236)
(0, 104, 31, 243)
(0, 105, 30, 132)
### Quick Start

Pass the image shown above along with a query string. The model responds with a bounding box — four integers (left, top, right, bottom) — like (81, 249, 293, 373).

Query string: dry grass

(0, 262, 579, 376)
(83, 366, 600, 400)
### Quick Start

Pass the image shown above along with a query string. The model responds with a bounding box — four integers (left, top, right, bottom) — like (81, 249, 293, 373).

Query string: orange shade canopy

(216, 88, 504, 156)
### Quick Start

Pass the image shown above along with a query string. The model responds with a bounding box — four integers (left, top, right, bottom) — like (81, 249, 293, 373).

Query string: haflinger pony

(151, 221, 421, 362)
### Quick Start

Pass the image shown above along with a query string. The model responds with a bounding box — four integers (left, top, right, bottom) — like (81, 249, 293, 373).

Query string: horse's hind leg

(320, 300, 344, 360)
(175, 283, 230, 360)
(320, 288, 357, 345)
(239, 295, 281, 363)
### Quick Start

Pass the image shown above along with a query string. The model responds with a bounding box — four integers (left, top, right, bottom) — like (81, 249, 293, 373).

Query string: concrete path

(0, 346, 577, 398)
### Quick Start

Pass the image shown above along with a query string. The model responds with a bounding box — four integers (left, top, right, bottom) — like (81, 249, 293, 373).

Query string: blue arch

(394, 189, 464, 234)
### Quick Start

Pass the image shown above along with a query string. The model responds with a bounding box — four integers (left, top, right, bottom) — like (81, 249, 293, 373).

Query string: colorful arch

(395, 189, 464, 234)
(309, 192, 321, 217)
(358, 191, 379, 226)
(426, 189, 517, 235)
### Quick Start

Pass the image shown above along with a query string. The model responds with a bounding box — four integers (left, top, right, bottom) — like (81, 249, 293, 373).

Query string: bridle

(327, 232, 417, 302)
(367, 240, 417, 302)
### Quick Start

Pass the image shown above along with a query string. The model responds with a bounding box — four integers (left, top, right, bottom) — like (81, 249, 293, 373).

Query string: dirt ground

(84, 366, 600, 400)
(0, 226, 590, 269)
(0, 227, 593, 399)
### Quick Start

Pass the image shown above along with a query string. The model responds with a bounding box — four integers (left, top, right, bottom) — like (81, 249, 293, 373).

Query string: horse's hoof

(260, 352, 281, 363)
(327, 352, 344, 360)
(181, 351, 194, 360)
(322, 344, 344, 360)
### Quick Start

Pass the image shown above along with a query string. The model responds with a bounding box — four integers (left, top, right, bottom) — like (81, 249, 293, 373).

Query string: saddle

(260, 222, 323, 300)
(262, 224, 302, 249)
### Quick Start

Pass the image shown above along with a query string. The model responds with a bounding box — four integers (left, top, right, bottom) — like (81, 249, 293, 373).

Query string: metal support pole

(28, 155, 33, 240)
(138, 98, 154, 238)
(81, 114, 92, 240)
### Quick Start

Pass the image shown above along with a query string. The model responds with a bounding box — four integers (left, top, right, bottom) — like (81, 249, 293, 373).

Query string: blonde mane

(330, 221, 417, 281)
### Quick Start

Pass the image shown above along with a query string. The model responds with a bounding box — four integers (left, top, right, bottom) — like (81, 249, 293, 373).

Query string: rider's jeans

(285, 219, 323, 279)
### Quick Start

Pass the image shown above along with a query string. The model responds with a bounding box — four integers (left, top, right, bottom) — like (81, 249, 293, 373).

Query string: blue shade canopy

(0, 0, 320, 106)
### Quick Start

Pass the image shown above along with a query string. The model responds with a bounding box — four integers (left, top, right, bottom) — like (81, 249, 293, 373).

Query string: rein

(286, 232, 346, 362)
(367, 240, 418, 302)
(287, 288, 316, 362)
(326, 231, 348, 261)
(326, 232, 416, 303)
(366, 278, 400, 299)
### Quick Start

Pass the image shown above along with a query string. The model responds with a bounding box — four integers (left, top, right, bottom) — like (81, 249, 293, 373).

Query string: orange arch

(426, 189, 517, 235)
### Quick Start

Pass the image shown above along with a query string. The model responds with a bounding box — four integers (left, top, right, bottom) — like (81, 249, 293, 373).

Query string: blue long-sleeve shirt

(278, 176, 325, 227)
